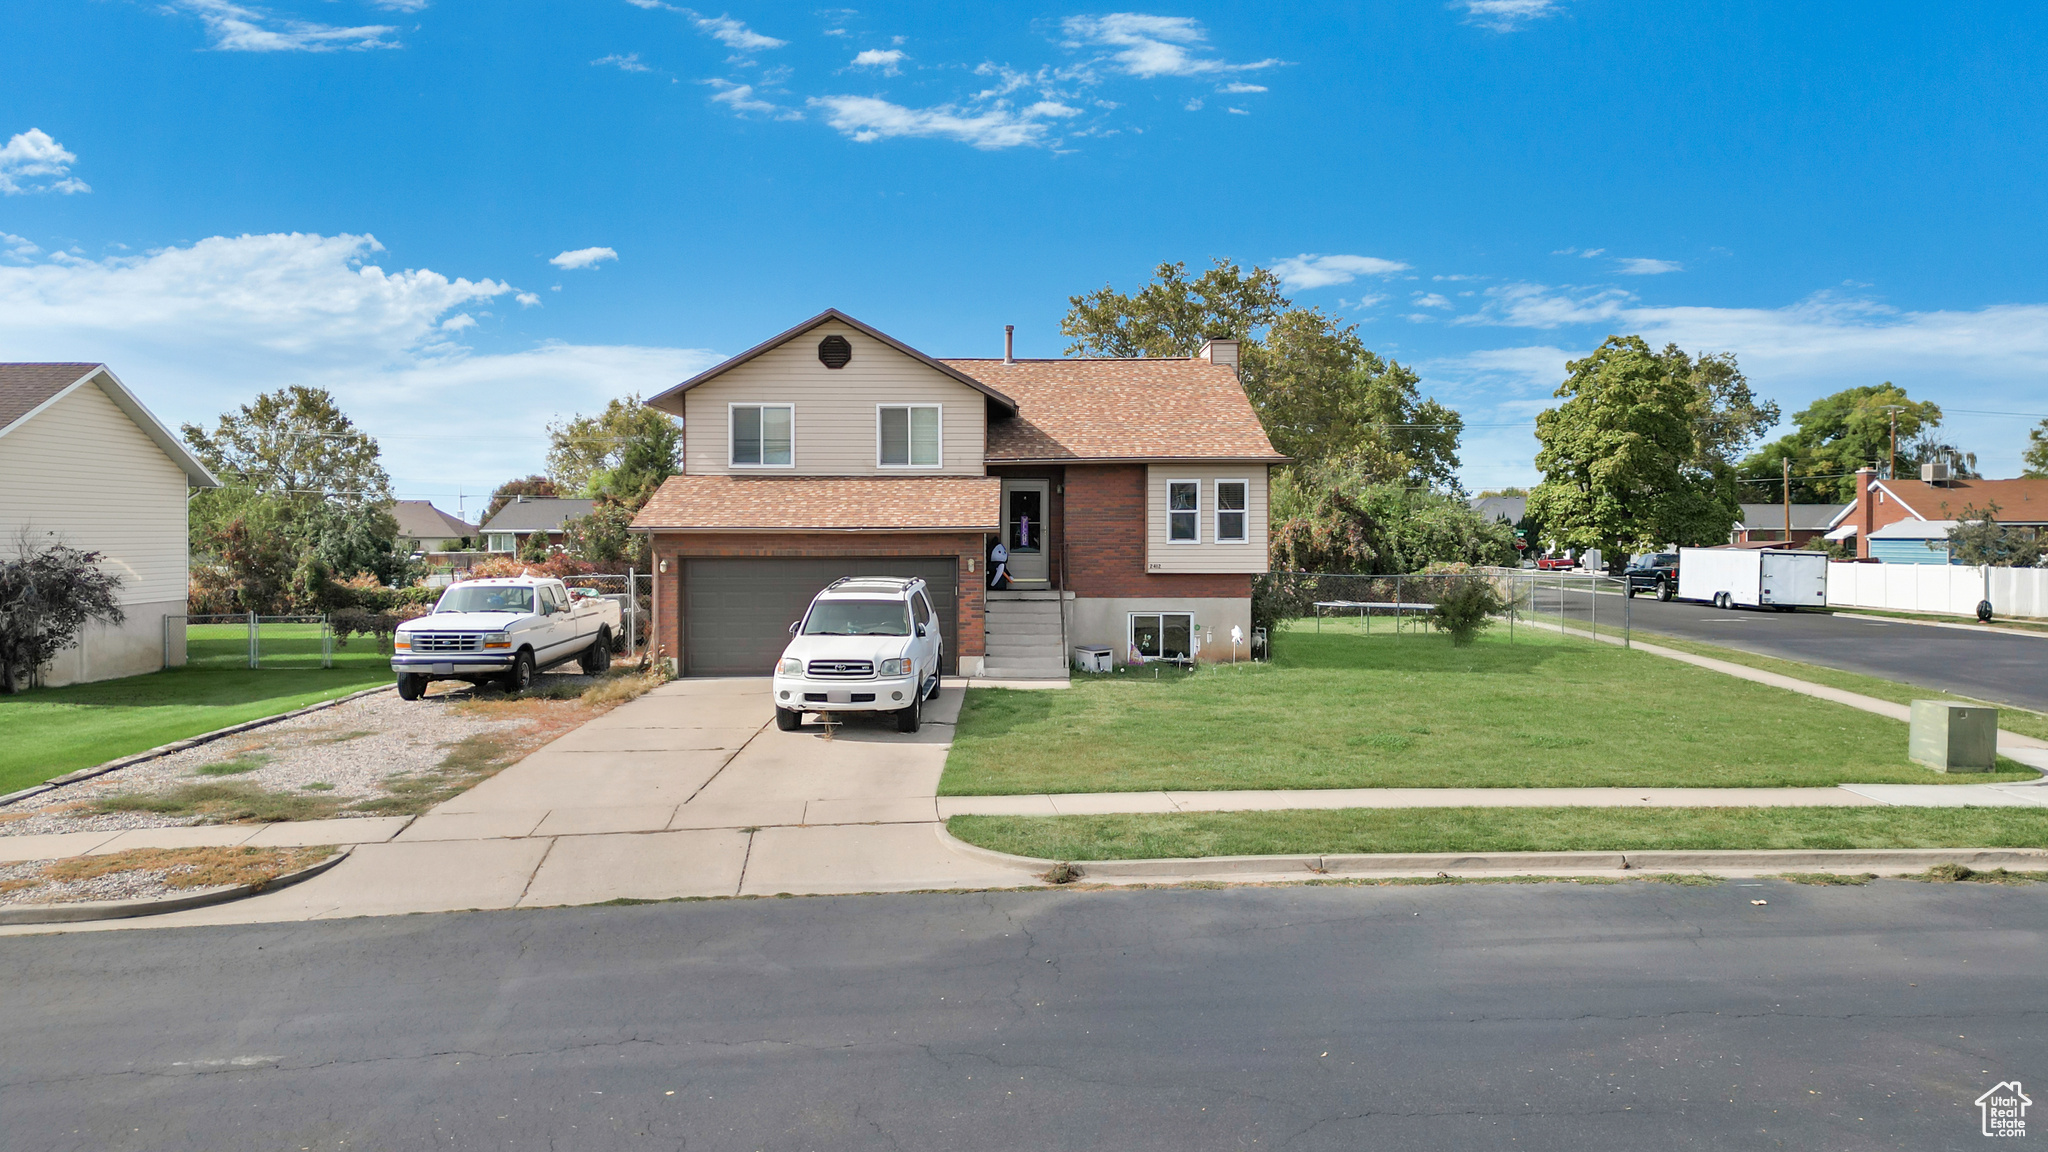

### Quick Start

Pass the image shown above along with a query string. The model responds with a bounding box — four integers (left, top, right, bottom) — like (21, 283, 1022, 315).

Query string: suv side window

(912, 592, 932, 628)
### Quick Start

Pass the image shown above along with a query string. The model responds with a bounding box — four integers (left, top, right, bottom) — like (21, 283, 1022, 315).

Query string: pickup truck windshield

(436, 586, 536, 614)
(803, 600, 910, 636)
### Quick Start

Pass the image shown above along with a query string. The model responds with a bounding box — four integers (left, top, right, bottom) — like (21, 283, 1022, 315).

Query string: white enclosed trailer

(1676, 547, 1829, 610)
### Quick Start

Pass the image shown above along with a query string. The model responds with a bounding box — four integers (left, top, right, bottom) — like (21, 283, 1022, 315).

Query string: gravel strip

(0, 859, 227, 907)
(0, 671, 601, 838)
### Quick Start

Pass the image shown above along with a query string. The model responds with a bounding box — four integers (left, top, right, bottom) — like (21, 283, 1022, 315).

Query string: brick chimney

(1196, 337, 1240, 371)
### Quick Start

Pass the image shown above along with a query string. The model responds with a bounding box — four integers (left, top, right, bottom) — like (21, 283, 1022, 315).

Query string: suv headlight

(482, 632, 512, 650)
(879, 658, 910, 677)
(778, 657, 803, 676)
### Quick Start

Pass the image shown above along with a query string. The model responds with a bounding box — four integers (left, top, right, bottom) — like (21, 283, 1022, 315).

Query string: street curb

(0, 845, 353, 925)
(0, 685, 394, 808)
(1829, 611, 2048, 641)
(935, 823, 2048, 881)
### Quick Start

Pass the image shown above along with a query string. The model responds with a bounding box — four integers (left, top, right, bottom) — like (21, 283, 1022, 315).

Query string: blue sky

(4, 0, 2047, 517)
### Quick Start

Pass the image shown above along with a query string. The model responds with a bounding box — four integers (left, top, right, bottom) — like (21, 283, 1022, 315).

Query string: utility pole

(1880, 404, 1907, 479)
(1782, 458, 1792, 544)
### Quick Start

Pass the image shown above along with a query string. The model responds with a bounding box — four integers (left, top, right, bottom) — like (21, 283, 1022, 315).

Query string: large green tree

(1528, 336, 1742, 561)
(1062, 259, 1463, 488)
(1269, 476, 1517, 574)
(182, 387, 408, 608)
(483, 475, 558, 524)
(1737, 384, 1943, 503)
(545, 395, 682, 507)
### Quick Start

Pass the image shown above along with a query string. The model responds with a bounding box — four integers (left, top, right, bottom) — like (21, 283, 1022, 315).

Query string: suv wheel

(895, 686, 922, 733)
(775, 706, 803, 731)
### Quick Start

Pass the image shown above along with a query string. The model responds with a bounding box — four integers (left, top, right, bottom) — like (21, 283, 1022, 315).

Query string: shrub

(1429, 576, 1507, 646)
(0, 534, 125, 692)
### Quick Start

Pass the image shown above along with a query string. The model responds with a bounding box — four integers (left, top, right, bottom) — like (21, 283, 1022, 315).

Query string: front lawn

(0, 661, 393, 797)
(940, 626, 2036, 795)
(948, 806, 2048, 860)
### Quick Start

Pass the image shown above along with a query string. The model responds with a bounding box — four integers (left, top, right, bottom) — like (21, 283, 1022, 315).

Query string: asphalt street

(2, 882, 2042, 1151)
(1529, 585, 2048, 712)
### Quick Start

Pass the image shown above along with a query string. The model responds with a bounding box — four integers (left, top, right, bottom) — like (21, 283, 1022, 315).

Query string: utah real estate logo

(1977, 1081, 2030, 1138)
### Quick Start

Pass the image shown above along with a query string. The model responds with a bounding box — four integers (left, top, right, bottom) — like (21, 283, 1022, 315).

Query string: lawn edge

(0, 685, 394, 808)
(937, 821, 2048, 880)
(0, 845, 351, 925)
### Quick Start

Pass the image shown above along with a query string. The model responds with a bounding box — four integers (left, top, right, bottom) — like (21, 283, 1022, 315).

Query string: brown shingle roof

(392, 500, 478, 539)
(633, 475, 1000, 532)
(0, 363, 100, 432)
(1878, 477, 2048, 524)
(945, 358, 1285, 463)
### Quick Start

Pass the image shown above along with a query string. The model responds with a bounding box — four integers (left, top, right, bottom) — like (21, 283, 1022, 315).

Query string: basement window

(1129, 613, 1193, 663)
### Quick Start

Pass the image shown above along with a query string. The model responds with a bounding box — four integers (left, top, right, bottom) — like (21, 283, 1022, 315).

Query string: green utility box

(1909, 700, 1999, 772)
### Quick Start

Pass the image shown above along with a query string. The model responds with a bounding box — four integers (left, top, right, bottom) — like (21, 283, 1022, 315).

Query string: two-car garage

(680, 557, 961, 677)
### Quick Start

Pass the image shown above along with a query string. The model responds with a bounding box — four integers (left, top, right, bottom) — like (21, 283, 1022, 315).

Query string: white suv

(773, 577, 943, 733)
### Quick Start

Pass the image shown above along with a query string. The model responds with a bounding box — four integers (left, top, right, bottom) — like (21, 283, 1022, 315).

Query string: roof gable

(393, 500, 477, 538)
(0, 363, 218, 487)
(1876, 477, 2048, 523)
(480, 497, 596, 532)
(646, 309, 1016, 416)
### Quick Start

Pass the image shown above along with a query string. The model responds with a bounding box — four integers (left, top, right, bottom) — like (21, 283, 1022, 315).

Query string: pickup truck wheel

(1625, 585, 1637, 598)
(774, 706, 803, 731)
(580, 628, 613, 674)
(895, 688, 921, 734)
(396, 672, 426, 701)
(503, 650, 536, 694)
(1657, 581, 1674, 602)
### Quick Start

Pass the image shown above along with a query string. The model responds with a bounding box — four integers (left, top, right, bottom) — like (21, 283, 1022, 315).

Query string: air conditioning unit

(1921, 461, 1952, 484)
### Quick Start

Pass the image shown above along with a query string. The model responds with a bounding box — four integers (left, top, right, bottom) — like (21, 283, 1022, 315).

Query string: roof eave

(644, 309, 1018, 415)
(986, 454, 1291, 465)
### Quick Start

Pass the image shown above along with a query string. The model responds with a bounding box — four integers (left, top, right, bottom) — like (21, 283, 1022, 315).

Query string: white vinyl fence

(1826, 563, 2048, 619)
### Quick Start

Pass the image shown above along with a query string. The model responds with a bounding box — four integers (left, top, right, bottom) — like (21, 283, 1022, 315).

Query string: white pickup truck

(391, 576, 622, 699)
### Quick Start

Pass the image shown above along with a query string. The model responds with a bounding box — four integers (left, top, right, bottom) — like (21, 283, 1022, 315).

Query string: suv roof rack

(824, 576, 922, 591)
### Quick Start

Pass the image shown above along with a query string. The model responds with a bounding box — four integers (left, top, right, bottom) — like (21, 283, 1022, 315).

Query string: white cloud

(1458, 0, 1562, 33)
(707, 80, 801, 119)
(1337, 294, 1386, 311)
(808, 95, 1077, 149)
(0, 231, 720, 495)
(0, 130, 89, 196)
(852, 48, 905, 74)
(369, 0, 429, 9)
(593, 53, 652, 72)
(1, 233, 38, 259)
(515, 292, 541, 307)
(693, 13, 785, 51)
(549, 247, 618, 270)
(1615, 257, 1683, 275)
(1219, 82, 1266, 93)
(1183, 98, 1203, 112)
(1226, 107, 1249, 115)
(1413, 293, 1454, 309)
(1271, 253, 1413, 290)
(1061, 14, 1279, 79)
(171, 0, 399, 52)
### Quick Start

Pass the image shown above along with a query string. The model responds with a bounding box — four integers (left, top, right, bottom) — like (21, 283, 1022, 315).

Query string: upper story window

(731, 403, 794, 467)
(1167, 480, 1200, 543)
(1216, 480, 1248, 543)
(878, 404, 941, 468)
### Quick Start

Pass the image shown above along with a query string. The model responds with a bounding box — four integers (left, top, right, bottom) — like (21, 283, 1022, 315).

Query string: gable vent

(818, 335, 852, 369)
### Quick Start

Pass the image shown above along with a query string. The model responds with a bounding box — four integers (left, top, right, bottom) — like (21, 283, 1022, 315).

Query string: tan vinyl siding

(1144, 465, 1271, 574)
(684, 320, 986, 476)
(0, 379, 192, 606)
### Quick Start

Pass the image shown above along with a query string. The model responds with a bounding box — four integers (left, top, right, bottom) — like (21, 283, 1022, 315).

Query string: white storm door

(1001, 480, 1050, 584)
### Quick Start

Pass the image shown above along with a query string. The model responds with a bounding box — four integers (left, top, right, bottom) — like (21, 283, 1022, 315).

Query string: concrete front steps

(983, 591, 1068, 679)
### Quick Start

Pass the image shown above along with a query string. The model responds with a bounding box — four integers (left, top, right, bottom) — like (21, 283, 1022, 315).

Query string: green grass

(942, 626, 2036, 795)
(946, 806, 2048, 860)
(0, 635, 392, 796)
(93, 781, 348, 823)
(1628, 631, 2048, 743)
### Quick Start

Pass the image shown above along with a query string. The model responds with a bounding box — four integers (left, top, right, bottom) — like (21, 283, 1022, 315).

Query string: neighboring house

(1729, 503, 1850, 547)
(631, 309, 1285, 677)
(392, 500, 477, 554)
(1470, 494, 1526, 525)
(1831, 467, 2048, 560)
(0, 363, 219, 686)
(479, 497, 595, 554)
(1865, 518, 1962, 564)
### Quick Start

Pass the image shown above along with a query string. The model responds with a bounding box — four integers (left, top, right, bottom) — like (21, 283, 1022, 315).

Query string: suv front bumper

(772, 674, 918, 713)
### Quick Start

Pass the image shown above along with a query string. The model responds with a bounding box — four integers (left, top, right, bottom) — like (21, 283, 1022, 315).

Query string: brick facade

(1062, 463, 1254, 600)
(647, 530, 987, 668)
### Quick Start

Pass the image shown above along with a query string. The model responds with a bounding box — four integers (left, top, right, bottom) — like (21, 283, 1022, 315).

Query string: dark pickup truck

(1623, 553, 1680, 601)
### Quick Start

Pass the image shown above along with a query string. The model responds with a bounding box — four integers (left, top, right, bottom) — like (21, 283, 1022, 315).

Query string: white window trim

(875, 403, 944, 469)
(728, 402, 796, 469)
(1165, 478, 1202, 544)
(1127, 611, 1195, 662)
(1214, 478, 1250, 544)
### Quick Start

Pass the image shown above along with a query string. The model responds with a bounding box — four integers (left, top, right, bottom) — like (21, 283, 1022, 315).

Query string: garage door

(682, 557, 959, 677)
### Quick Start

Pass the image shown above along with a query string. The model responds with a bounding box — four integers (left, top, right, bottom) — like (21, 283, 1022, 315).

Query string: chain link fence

(1254, 568, 1631, 650)
(173, 613, 336, 670)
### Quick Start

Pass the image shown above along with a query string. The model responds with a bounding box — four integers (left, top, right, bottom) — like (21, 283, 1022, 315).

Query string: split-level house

(631, 309, 1285, 677)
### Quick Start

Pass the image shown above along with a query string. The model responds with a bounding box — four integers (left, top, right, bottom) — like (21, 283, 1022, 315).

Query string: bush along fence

(1252, 568, 1631, 649)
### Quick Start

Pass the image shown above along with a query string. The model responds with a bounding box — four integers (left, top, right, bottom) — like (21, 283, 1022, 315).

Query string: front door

(1001, 480, 1050, 585)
